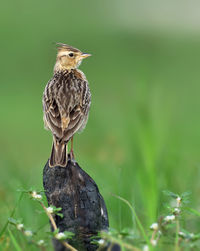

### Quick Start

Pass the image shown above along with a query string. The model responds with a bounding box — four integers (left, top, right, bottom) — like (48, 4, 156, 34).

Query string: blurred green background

(1, 0, 200, 250)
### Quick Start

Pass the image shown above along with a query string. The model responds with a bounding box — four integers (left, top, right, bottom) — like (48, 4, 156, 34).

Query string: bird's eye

(68, 53, 74, 57)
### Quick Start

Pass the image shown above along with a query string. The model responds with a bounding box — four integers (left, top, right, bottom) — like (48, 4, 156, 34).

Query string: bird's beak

(81, 53, 92, 59)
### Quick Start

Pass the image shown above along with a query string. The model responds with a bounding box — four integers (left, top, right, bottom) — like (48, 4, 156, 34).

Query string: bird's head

(54, 43, 91, 72)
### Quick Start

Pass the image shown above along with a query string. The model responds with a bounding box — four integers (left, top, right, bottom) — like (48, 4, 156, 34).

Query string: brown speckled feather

(43, 69, 91, 166)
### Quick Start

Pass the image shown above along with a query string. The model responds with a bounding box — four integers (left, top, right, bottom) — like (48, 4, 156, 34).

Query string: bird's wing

(57, 73, 91, 142)
(62, 105, 84, 141)
(43, 74, 86, 142)
(43, 78, 63, 138)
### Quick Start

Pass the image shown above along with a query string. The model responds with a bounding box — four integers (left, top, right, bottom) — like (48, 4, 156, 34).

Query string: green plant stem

(101, 232, 141, 251)
(0, 193, 24, 237)
(39, 201, 77, 251)
(8, 228, 23, 251)
(39, 202, 57, 230)
(150, 229, 157, 244)
(112, 194, 151, 247)
(175, 219, 180, 251)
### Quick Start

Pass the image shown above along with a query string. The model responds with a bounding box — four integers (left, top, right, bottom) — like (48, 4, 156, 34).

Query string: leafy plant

(3, 189, 200, 251)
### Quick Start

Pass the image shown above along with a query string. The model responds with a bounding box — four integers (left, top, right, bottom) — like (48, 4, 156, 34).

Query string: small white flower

(37, 240, 44, 246)
(98, 239, 105, 245)
(31, 191, 42, 200)
(176, 197, 181, 206)
(143, 245, 149, 251)
(150, 223, 158, 231)
(46, 207, 54, 214)
(55, 232, 66, 240)
(151, 239, 157, 246)
(179, 231, 186, 238)
(174, 207, 181, 214)
(24, 230, 33, 237)
(190, 233, 194, 238)
(31, 191, 37, 197)
(164, 215, 175, 222)
(16, 223, 24, 230)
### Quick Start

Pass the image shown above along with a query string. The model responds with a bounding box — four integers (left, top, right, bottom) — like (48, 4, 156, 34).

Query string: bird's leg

(70, 136, 75, 160)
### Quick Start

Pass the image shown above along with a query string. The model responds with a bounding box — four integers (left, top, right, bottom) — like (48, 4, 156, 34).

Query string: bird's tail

(49, 137, 68, 167)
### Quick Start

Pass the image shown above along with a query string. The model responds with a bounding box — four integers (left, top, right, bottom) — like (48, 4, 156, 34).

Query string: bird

(42, 43, 91, 167)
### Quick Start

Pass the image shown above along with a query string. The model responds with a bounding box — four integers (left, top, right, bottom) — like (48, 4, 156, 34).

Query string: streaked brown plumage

(43, 43, 91, 167)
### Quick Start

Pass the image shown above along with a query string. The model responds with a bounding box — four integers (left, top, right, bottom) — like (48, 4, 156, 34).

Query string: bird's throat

(54, 61, 73, 73)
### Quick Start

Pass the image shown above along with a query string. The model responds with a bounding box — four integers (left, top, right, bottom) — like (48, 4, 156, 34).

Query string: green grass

(1, 0, 200, 250)
(7, 229, 23, 251)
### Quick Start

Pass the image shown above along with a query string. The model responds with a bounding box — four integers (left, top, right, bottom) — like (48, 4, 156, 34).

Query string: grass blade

(112, 194, 151, 247)
(0, 192, 24, 237)
(185, 207, 200, 217)
(8, 228, 23, 251)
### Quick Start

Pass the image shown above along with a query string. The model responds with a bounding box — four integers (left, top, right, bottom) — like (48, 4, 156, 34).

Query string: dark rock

(43, 157, 109, 251)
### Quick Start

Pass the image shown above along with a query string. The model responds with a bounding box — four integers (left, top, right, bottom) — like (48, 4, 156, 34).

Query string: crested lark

(43, 43, 91, 167)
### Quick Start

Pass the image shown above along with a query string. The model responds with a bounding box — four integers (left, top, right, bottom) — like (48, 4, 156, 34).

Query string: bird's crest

(56, 43, 80, 53)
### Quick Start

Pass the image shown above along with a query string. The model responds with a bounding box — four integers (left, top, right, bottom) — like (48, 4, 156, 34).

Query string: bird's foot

(69, 150, 76, 165)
